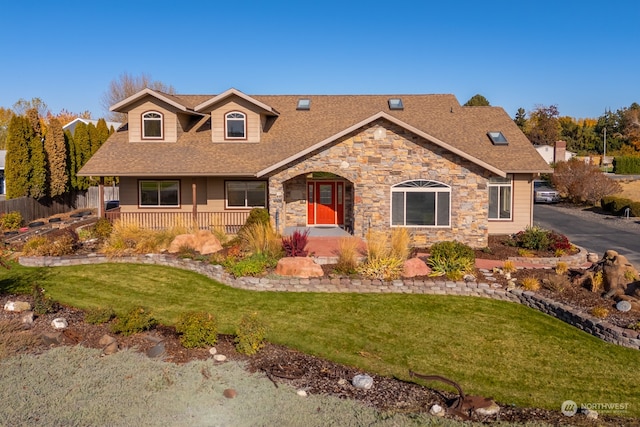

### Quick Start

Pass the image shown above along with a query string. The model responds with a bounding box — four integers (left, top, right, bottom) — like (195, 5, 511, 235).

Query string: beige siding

(119, 177, 209, 213)
(127, 99, 178, 143)
(208, 98, 262, 143)
(488, 174, 534, 235)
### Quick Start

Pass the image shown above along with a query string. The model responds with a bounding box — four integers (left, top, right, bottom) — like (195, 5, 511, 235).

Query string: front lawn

(1, 262, 639, 417)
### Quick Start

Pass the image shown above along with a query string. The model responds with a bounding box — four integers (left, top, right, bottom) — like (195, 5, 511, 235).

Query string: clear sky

(1, 0, 638, 120)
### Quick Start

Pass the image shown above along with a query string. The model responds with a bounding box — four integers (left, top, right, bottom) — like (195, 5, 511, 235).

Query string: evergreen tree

(65, 129, 77, 190)
(45, 118, 68, 197)
(72, 122, 91, 190)
(514, 108, 527, 132)
(5, 116, 32, 199)
(26, 108, 47, 199)
(463, 94, 490, 106)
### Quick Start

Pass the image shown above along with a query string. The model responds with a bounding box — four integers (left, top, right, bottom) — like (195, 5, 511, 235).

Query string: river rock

(352, 374, 374, 390)
(223, 388, 237, 399)
(616, 300, 632, 312)
(21, 311, 34, 328)
(51, 318, 68, 330)
(213, 354, 227, 362)
(429, 404, 445, 417)
(4, 301, 31, 312)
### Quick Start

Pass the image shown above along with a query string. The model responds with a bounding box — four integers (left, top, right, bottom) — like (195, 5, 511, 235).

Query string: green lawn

(2, 261, 639, 417)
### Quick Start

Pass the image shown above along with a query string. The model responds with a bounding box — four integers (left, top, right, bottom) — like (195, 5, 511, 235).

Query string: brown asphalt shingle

(78, 93, 551, 177)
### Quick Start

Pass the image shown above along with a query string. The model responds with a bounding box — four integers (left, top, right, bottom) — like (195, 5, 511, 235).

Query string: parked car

(533, 180, 560, 203)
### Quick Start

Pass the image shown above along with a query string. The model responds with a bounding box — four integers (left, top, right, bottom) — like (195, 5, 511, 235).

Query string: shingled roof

(79, 91, 551, 178)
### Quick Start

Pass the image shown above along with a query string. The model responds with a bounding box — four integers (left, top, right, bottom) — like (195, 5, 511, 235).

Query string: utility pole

(604, 127, 607, 158)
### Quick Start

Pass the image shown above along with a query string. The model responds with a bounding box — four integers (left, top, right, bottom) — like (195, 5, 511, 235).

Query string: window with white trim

(142, 111, 163, 139)
(225, 112, 246, 139)
(139, 180, 179, 207)
(226, 181, 267, 208)
(391, 180, 450, 227)
(488, 176, 512, 220)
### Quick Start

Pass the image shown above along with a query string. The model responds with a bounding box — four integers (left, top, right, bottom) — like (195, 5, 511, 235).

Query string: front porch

(105, 210, 250, 234)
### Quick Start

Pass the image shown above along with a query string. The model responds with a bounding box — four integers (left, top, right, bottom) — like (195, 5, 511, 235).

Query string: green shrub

(427, 241, 475, 280)
(356, 256, 404, 280)
(428, 241, 475, 263)
(513, 226, 550, 251)
(0, 211, 22, 230)
(235, 312, 267, 355)
(22, 230, 78, 256)
(31, 284, 58, 315)
(225, 252, 278, 277)
(613, 156, 640, 174)
(244, 208, 270, 228)
(22, 236, 50, 256)
(110, 306, 157, 336)
(175, 312, 218, 349)
(85, 307, 116, 325)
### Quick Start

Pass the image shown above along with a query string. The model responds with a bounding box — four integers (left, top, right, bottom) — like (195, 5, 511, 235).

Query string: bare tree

(101, 72, 175, 122)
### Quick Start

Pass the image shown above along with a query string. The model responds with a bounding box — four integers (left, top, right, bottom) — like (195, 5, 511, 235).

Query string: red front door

(307, 181, 344, 225)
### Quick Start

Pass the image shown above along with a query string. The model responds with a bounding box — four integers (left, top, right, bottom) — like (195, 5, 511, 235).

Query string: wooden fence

(0, 187, 120, 223)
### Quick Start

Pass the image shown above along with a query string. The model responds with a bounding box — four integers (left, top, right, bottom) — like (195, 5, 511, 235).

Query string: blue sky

(1, 1, 638, 120)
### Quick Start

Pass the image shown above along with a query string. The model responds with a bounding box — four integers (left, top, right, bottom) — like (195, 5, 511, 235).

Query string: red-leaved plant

(282, 230, 309, 257)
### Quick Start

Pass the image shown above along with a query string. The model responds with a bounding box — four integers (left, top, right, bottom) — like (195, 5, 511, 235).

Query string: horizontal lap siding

(128, 100, 177, 142)
(488, 174, 533, 235)
(210, 99, 261, 143)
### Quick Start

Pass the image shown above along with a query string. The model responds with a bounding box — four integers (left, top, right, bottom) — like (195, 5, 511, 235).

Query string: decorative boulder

(352, 374, 374, 390)
(51, 318, 68, 330)
(168, 231, 222, 255)
(4, 301, 32, 312)
(275, 257, 324, 278)
(402, 258, 431, 278)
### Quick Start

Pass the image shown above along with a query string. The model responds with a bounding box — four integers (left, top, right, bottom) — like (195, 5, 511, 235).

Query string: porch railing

(105, 210, 250, 234)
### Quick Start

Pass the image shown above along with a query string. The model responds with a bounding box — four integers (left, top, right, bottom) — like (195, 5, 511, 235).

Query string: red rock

(402, 257, 431, 278)
(168, 231, 222, 255)
(275, 257, 324, 278)
(223, 388, 237, 398)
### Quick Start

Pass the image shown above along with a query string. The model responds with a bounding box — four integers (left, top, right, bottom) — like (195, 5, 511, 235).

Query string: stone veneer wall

(267, 120, 491, 248)
(20, 254, 640, 351)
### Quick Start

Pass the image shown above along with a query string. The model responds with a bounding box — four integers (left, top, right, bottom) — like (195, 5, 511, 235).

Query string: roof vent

(296, 99, 311, 110)
(388, 98, 404, 110)
(487, 131, 508, 145)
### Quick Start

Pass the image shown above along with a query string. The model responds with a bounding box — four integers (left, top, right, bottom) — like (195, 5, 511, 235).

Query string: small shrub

(548, 231, 572, 252)
(92, 218, 113, 239)
(235, 312, 267, 355)
(22, 236, 50, 256)
(281, 230, 309, 257)
(85, 307, 116, 325)
(365, 230, 390, 261)
(427, 241, 475, 280)
(31, 284, 58, 315)
(429, 241, 475, 263)
(335, 237, 361, 274)
(502, 260, 516, 273)
(239, 222, 282, 258)
(554, 249, 565, 257)
(176, 244, 197, 259)
(110, 306, 157, 336)
(517, 248, 534, 257)
(591, 271, 603, 293)
(555, 261, 569, 275)
(590, 306, 609, 319)
(226, 253, 278, 277)
(0, 319, 41, 359)
(627, 321, 640, 331)
(244, 208, 270, 228)
(175, 312, 218, 349)
(520, 277, 540, 291)
(1, 211, 23, 230)
(513, 226, 550, 251)
(357, 256, 404, 281)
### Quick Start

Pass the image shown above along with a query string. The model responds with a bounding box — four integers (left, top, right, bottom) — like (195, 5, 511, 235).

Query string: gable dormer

(111, 88, 202, 143)
(195, 88, 278, 143)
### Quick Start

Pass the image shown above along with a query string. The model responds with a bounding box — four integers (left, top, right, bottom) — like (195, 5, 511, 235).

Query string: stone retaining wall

(508, 246, 588, 267)
(19, 254, 639, 351)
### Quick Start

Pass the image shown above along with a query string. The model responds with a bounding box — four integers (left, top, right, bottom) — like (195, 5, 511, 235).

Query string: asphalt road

(533, 204, 640, 266)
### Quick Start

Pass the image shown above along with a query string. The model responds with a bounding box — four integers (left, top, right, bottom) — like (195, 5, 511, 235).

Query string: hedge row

(601, 196, 640, 216)
(613, 156, 640, 174)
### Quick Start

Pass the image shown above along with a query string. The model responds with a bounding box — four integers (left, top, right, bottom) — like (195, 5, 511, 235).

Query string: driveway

(533, 204, 640, 266)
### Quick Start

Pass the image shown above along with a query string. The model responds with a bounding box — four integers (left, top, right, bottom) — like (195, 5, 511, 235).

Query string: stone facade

(267, 119, 491, 248)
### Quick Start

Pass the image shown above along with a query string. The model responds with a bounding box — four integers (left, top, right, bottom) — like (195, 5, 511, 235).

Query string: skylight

(296, 99, 311, 110)
(388, 98, 404, 110)
(487, 131, 508, 145)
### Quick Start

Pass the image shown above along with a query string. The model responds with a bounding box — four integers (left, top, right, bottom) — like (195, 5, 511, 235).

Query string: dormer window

(142, 111, 163, 139)
(225, 112, 246, 139)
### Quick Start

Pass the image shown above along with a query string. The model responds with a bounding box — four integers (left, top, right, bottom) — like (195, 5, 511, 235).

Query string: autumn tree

(552, 158, 621, 205)
(12, 97, 48, 118)
(101, 72, 175, 122)
(526, 105, 560, 145)
(5, 116, 32, 198)
(45, 118, 68, 197)
(46, 109, 92, 128)
(0, 107, 14, 150)
(621, 103, 640, 151)
(463, 94, 490, 106)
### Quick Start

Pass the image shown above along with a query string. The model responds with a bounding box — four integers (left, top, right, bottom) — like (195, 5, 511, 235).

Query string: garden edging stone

(18, 253, 639, 351)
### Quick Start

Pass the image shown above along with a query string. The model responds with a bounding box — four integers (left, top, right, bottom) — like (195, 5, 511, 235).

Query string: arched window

(225, 112, 246, 139)
(391, 180, 450, 227)
(142, 111, 163, 139)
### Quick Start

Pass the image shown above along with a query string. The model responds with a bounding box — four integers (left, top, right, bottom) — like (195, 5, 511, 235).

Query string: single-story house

(78, 88, 551, 248)
(535, 141, 576, 164)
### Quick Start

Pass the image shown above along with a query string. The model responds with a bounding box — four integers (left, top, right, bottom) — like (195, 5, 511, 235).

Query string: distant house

(78, 88, 552, 248)
(63, 118, 122, 134)
(535, 141, 575, 164)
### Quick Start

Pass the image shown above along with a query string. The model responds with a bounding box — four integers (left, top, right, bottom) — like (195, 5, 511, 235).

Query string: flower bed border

(18, 253, 639, 351)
